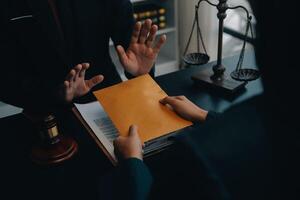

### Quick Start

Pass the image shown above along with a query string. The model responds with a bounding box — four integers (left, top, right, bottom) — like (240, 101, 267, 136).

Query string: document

(73, 74, 193, 165)
(74, 101, 119, 163)
(93, 74, 193, 142)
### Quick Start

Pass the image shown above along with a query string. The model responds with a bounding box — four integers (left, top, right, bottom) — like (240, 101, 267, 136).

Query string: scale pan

(231, 68, 260, 81)
(183, 53, 210, 65)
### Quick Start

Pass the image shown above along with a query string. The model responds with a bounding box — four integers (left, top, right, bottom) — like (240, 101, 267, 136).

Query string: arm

(0, 14, 48, 110)
(0, 11, 103, 111)
(116, 158, 153, 200)
(159, 96, 220, 123)
(206, 111, 221, 122)
(113, 125, 153, 200)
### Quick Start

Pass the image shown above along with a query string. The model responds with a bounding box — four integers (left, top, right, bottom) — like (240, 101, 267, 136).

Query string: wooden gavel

(29, 114, 78, 165)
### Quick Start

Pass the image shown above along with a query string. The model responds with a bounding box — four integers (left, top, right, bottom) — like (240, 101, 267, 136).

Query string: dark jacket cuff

(117, 158, 153, 200)
(206, 111, 221, 122)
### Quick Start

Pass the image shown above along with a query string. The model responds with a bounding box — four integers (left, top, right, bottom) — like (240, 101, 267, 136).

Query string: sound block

(31, 135, 78, 165)
(191, 68, 247, 94)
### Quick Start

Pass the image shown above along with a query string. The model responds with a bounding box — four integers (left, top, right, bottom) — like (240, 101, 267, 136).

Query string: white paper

(74, 101, 118, 161)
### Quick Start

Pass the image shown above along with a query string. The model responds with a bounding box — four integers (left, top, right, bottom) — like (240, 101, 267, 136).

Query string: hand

(116, 19, 167, 76)
(113, 125, 144, 161)
(160, 96, 208, 123)
(62, 63, 104, 102)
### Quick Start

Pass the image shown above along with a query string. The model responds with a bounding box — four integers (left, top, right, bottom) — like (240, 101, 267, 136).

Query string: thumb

(160, 96, 178, 107)
(86, 75, 104, 89)
(116, 45, 129, 66)
(128, 125, 138, 137)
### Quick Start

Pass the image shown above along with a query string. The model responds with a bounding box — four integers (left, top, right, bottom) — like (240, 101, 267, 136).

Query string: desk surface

(0, 50, 263, 199)
(157, 50, 262, 112)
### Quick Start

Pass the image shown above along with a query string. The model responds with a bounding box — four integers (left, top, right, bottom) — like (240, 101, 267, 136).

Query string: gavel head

(38, 115, 61, 145)
(26, 113, 78, 166)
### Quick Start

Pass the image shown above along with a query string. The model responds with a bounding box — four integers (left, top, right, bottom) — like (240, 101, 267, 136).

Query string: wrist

(195, 109, 208, 123)
(127, 67, 151, 77)
(124, 150, 143, 161)
(124, 154, 143, 161)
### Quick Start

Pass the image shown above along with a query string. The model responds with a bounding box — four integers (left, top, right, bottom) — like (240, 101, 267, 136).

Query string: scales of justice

(183, 0, 260, 94)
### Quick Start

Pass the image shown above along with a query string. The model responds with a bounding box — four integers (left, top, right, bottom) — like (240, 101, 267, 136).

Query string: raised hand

(62, 63, 104, 102)
(160, 96, 208, 123)
(116, 19, 167, 76)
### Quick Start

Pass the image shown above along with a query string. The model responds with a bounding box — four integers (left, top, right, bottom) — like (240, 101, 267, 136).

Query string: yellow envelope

(93, 74, 192, 142)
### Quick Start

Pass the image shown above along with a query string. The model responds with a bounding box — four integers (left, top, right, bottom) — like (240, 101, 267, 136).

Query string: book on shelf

(72, 74, 193, 166)
(133, 3, 167, 29)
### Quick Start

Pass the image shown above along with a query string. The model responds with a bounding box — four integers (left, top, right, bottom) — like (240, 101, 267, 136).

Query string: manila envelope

(93, 74, 193, 142)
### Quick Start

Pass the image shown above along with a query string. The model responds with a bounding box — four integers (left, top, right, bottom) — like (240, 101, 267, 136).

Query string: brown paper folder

(93, 74, 193, 142)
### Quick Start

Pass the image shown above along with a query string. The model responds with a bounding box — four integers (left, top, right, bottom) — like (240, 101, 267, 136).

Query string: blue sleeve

(190, 111, 221, 129)
(115, 158, 153, 200)
(206, 111, 221, 122)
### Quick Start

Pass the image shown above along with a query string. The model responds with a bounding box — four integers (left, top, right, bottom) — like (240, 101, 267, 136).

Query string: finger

(139, 19, 152, 44)
(159, 96, 178, 106)
(146, 24, 158, 48)
(86, 75, 104, 89)
(128, 125, 138, 137)
(66, 69, 76, 82)
(116, 45, 129, 66)
(131, 21, 142, 44)
(174, 95, 186, 101)
(74, 64, 82, 81)
(79, 63, 90, 77)
(82, 63, 90, 69)
(153, 34, 167, 54)
(64, 81, 70, 89)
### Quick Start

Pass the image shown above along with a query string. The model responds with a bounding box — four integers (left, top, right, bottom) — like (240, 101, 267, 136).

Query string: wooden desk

(0, 50, 262, 200)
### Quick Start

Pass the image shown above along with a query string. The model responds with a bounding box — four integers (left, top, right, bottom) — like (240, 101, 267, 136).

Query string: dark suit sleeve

(206, 111, 221, 122)
(0, 14, 40, 109)
(0, 15, 66, 112)
(0, 14, 17, 105)
(109, 0, 155, 79)
(115, 158, 153, 200)
(186, 112, 221, 130)
(110, 0, 134, 50)
(181, 96, 272, 200)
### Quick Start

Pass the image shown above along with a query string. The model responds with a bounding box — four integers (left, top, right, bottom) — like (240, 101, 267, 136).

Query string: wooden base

(31, 135, 78, 165)
(191, 68, 247, 94)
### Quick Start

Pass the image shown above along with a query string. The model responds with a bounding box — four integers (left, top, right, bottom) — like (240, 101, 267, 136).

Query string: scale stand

(187, 0, 259, 94)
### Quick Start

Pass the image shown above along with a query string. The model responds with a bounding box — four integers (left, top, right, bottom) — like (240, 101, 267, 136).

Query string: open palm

(116, 19, 167, 76)
(63, 63, 104, 102)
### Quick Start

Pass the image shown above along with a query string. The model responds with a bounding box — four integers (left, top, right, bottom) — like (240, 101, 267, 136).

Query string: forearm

(115, 158, 153, 200)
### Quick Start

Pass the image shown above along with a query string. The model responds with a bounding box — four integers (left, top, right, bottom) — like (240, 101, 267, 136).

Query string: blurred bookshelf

(110, 0, 179, 79)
